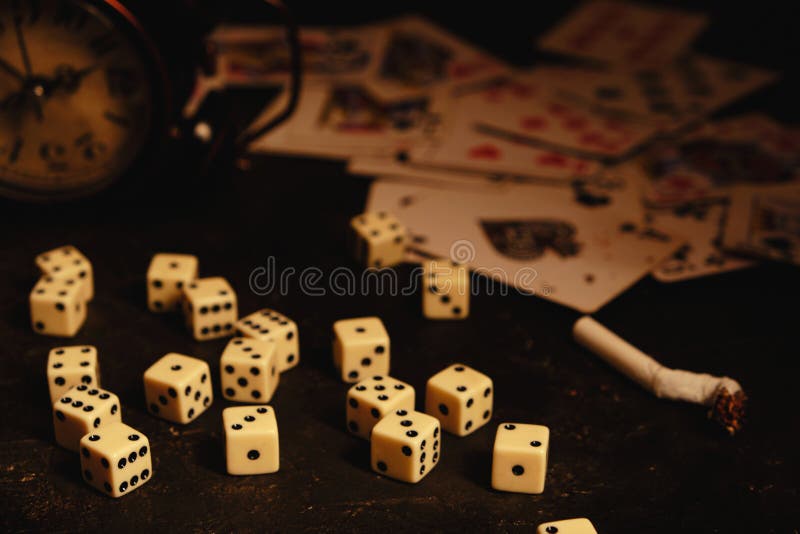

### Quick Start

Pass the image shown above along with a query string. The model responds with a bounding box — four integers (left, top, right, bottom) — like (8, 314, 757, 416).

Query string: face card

(209, 25, 388, 86)
(532, 56, 778, 132)
(538, 0, 708, 66)
(286, 84, 441, 154)
(365, 15, 509, 100)
(366, 168, 681, 313)
(650, 203, 755, 282)
(246, 89, 390, 159)
(640, 114, 800, 208)
(449, 75, 659, 159)
(723, 184, 800, 266)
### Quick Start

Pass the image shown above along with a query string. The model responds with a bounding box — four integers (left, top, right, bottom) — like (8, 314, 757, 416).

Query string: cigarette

(572, 316, 746, 435)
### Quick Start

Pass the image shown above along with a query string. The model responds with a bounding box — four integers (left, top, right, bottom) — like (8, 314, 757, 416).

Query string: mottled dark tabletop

(2, 1, 799, 532)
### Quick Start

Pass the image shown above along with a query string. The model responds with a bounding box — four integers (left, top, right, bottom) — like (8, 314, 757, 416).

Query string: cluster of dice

(334, 317, 549, 493)
(35, 224, 596, 531)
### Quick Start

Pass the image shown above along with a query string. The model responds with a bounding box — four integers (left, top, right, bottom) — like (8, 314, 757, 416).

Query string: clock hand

(11, 2, 34, 77)
(11, 1, 43, 121)
(0, 57, 25, 82)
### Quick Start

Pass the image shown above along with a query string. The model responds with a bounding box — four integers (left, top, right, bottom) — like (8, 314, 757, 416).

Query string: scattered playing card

(723, 183, 800, 266)
(640, 114, 800, 208)
(365, 15, 509, 100)
(366, 174, 680, 313)
(650, 203, 755, 282)
(209, 25, 388, 86)
(451, 75, 659, 159)
(403, 80, 604, 179)
(539, 0, 708, 66)
(533, 56, 778, 132)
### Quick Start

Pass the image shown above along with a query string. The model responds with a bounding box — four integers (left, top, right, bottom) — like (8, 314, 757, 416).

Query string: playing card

(650, 203, 755, 282)
(366, 168, 681, 313)
(208, 25, 388, 86)
(246, 89, 388, 159)
(539, 0, 708, 66)
(449, 75, 659, 159)
(365, 15, 509, 100)
(533, 56, 778, 132)
(723, 183, 800, 266)
(348, 157, 510, 189)
(640, 114, 800, 208)
(394, 80, 603, 179)
(286, 84, 441, 154)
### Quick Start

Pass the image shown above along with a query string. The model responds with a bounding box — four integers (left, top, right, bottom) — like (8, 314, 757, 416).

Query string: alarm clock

(0, 0, 299, 202)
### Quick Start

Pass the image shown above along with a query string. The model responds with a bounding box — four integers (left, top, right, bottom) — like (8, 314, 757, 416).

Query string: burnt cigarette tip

(710, 387, 747, 436)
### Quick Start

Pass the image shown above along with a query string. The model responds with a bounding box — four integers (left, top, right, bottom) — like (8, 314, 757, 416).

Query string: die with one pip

(223, 405, 280, 475)
(491, 423, 550, 494)
(536, 518, 597, 534)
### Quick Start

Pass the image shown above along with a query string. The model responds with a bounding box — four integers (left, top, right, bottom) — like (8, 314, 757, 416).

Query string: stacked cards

(189, 5, 798, 312)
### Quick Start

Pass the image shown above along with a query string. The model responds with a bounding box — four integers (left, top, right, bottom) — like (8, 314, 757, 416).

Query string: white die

(182, 277, 238, 340)
(221, 337, 279, 403)
(422, 260, 470, 319)
(46, 345, 100, 403)
(53, 384, 121, 451)
(146, 253, 198, 312)
(346, 375, 414, 440)
(491, 423, 550, 494)
(223, 405, 279, 475)
(236, 308, 299, 372)
(349, 211, 407, 268)
(143, 353, 213, 424)
(80, 422, 152, 498)
(425, 363, 493, 436)
(30, 275, 88, 337)
(536, 518, 597, 534)
(371, 409, 441, 483)
(35, 245, 93, 301)
(332, 317, 390, 383)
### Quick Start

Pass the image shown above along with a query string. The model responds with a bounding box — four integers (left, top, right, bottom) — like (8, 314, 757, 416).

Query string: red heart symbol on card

(468, 144, 501, 160)
(562, 117, 588, 131)
(536, 152, 569, 167)
(547, 102, 571, 117)
(521, 116, 548, 130)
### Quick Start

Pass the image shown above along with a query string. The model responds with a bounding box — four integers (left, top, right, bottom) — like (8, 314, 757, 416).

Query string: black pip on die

(349, 211, 407, 268)
(346, 375, 415, 440)
(143, 353, 213, 424)
(333, 317, 390, 383)
(182, 277, 237, 340)
(425, 363, 493, 436)
(371, 409, 441, 483)
(147, 253, 198, 312)
(53, 385, 121, 451)
(221, 337, 279, 403)
(236, 308, 300, 372)
(422, 260, 470, 319)
(80, 422, 152, 498)
(35, 245, 94, 301)
(223, 406, 279, 475)
(47, 345, 100, 403)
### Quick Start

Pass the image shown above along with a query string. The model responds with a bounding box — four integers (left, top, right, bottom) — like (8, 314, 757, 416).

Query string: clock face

(0, 0, 154, 199)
